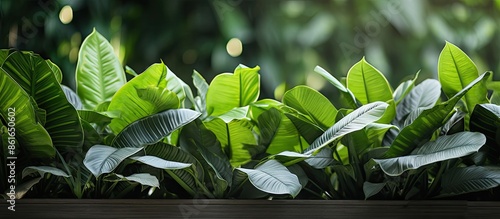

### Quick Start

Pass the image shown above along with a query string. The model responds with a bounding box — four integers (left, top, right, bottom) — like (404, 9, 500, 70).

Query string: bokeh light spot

(226, 38, 243, 57)
(59, 5, 73, 24)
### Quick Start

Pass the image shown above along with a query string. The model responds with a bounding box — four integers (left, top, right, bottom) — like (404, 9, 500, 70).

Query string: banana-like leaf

(304, 101, 388, 155)
(75, 29, 126, 109)
(285, 112, 324, 145)
(283, 85, 337, 129)
(384, 72, 490, 158)
(0, 49, 11, 64)
(206, 65, 260, 116)
(393, 71, 419, 105)
(438, 42, 489, 113)
(305, 147, 335, 168)
(363, 181, 386, 200)
(257, 108, 304, 154)
(46, 59, 62, 83)
(236, 160, 301, 197)
(144, 143, 203, 196)
(165, 67, 195, 108)
(112, 109, 201, 148)
(440, 166, 500, 197)
(347, 57, 393, 105)
(83, 145, 143, 177)
(104, 173, 160, 188)
(204, 118, 257, 167)
(314, 65, 360, 108)
(108, 63, 180, 133)
(22, 166, 69, 178)
(77, 110, 114, 125)
(272, 151, 310, 166)
(2, 51, 84, 152)
(470, 104, 500, 162)
(396, 79, 441, 123)
(61, 85, 82, 110)
(179, 120, 233, 185)
(374, 132, 486, 176)
(130, 155, 192, 169)
(0, 68, 52, 158)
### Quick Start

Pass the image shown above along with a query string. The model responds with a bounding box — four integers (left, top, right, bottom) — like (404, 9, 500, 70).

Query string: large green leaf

(61, 85, 83, 110)
(144, 143, 203, 196)
(236, 160, 301, 197)
(314, 66, 360, 108)
(285, 112, 324, 145)
(75, 29, 126, 109)
(179, 120, 233, 185)
(2, 51, 83, 152)
(393, 71, 419, 105)
(0, 68, 53, 157)
(304, 101, 388, 155)
(374, 132, 486, 176)
(438, 42, 488, 113)
(165, 67, 194, 108)
(470, 104, 500, 162)
(206, 65, 260, 116)
(347, 57, 393, 104)
(22, 166, 69, 178)
(192, 70, 209, 119)
(104, 173, 160, 188)
(205, 118, 257, 167)
(384, 72, 490, 158)
(112, 109, 201, 148)
(108, 63, 181, 133)
(395, 79, 441, 123)
(130, 155, 192, 170)
(283, 85, 337, 129)
(440, 166, 500, 197)
(83, 145, 143, 177)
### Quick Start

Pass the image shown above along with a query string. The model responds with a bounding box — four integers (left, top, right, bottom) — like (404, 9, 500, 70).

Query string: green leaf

(440, 166, 500, 197)
(285, 112, 324, 145)
(393, 71, 419, 105)
(374, 132, 486, 176)
(304, 101, 389, 155)
(46, 59, 63, 84)
(236, 160, 301, 197)
(0, 68, 53, 158)
(385, 72, 490, 158)
(125, 65, 138, 77)
(76, 29, 126, 109)
(130, 155, 192, 169)
(314, 66, 360, 108)
(2, 51, 83, 153)
(395, 79, 441, 123)
(108, 63, 181, 133)
(83, 145, 143, 177)
(347, 57, 393, 104)
(105, 173, 160, 188)
(470, 104, 500, 162)
(257, 108, 304, 154)
(165, 67, 195, 108)
(112, 109, 201, 148)
(206, 65, 260, 116)
(438, 41, 488, 113)
(193, 70, 209, 118)
(205, 118, 257, 167)
(283, 85, 337, 129)
(363, 181, 386, 200)
(305, 147, 335, 168)
(22, 166, 69, 178)
(179, 120, 233, 185)
(77, 110, 114, 124)
(61, 85, 82, 110)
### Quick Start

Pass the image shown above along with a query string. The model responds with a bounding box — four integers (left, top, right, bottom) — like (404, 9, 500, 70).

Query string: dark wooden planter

(1, 199, 500, 218)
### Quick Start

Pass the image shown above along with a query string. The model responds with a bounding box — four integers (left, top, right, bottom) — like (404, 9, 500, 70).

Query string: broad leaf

(206, 65, 260, 116)
(393, 71, 419, 105)
(105, 173, 160, 188)
(440, 166, 500, 197)
(83, 145, 143, 177)
(347, 57, 393, 105)
(438, 42, 488, 113)
(2, 52, 83, 152)
(76, 29, 126, 109)
(192, 70, 209, 118)
(285, 112, 324, 145)
(112, 109, 201, 148)
(304, 101, 388, 155)
(61, 85, 82, 110)
(236, 160, 301, 197)
(374, 132, 486, 176)
(305, 147, 335, 168)
(130, 155, 192, 169)
(314, 65, 359, 108)
(363, 181, 386, 200)
(385, 72, 490, 158)
(108, 63, 180, 133)
(22, 166, 69, 178)
(396, 79, 441, 123)
(257, 108, 304, 154)
(283, 85, 337, 129)
(470, 104, 500, 162)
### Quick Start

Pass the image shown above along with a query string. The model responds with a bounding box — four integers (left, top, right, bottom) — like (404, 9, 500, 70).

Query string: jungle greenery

(1, 29, 500, 200)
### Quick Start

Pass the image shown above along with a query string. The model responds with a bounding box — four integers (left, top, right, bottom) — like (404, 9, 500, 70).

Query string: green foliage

(3, 31, 500, 201)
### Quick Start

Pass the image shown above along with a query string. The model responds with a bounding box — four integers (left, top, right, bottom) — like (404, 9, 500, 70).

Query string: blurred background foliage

(1, 0, 500, 105)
